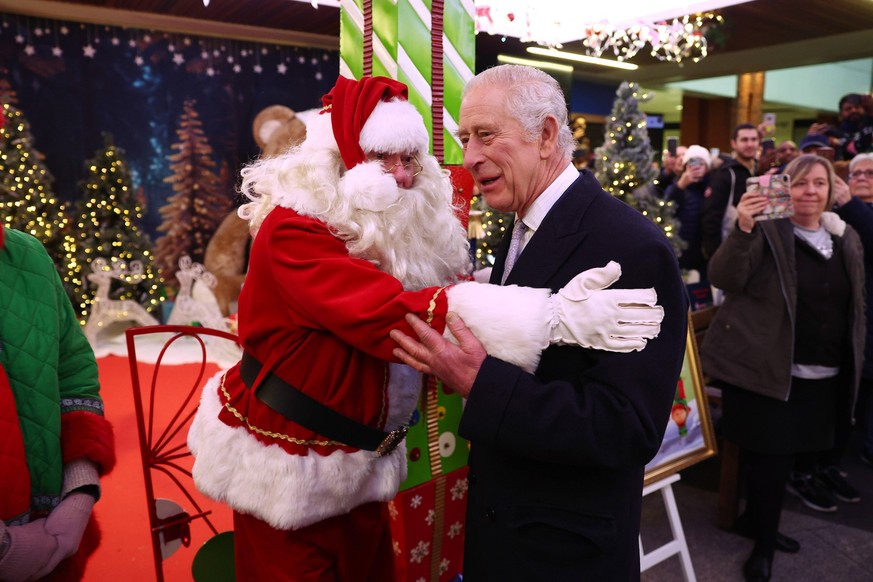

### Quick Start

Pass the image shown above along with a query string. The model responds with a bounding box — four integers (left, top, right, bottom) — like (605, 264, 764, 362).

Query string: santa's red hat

(309, 75, 430, 169)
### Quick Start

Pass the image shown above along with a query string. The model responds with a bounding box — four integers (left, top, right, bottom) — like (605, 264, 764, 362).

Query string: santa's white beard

(338, 166, 472, 289)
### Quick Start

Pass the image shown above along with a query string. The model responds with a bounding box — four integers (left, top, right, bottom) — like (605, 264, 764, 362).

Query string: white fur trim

(359, 98, 429, 155)
(188, 371, 408, 530)
(446, 282, 552, 374)
(299, 111, 338, 153)
(339, 161, 401, 211)
(822, 211, 846, 237)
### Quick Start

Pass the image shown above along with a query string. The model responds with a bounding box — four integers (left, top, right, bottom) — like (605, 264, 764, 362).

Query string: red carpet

(83, 355, 233, 581)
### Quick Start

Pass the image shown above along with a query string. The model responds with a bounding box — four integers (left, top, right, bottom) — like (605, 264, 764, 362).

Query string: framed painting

(644, 312, 718, 486)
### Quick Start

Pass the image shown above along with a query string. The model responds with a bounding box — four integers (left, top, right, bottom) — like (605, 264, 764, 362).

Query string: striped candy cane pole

(440, 0, 475, 165)
(340, 0, 474, 164)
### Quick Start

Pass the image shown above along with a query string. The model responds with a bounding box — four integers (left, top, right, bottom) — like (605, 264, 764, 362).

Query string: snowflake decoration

(201, 50, 208, 59)
(52, 46, 63, 57)
(392, 540, 402, 556)
(409, 540, 430, 564)
(415, 578, 426, 582)
(128, 39, 136, 48)
(253, 64, 263, 74)
(134, 55, 144, 66)
(173, 53, 185, 65)
(60, 26, 69, 35)
(315, 72, 323, 81)
(311, 57, 318, 65)
(233, 64, 241, 73)
(143, 34, 151, 42)
(207, 67, 216, 76)
(388, 501, 399, 520)
(111, 37, 120, 45)
(277, 63, 288, 74)
(227, 55, 234, 63)
(450, 477, 468, 501)
(212, 49, 220, 57)
(425, 509, 436, 525)
(168, 43, 175, 52)
(448, 521, 463, 539)
(34, 28, 44, 37)
(14, 34, 23, 44)
(298, 55, 305, 64)
(24, 45, 35, 56)
(440, 558, 450, 574)
(83, 44, 96, 58)
(410, 494, 423, 508)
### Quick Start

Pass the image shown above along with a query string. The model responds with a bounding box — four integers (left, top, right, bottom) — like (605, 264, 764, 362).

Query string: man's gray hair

(849, 152, 873, 173)
(464, 64, 575, 160)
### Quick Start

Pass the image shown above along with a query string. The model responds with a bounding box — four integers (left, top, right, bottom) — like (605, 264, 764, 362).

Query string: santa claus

(188, 75, 662, 581)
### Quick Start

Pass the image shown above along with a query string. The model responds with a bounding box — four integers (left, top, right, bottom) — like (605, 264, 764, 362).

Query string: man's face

(459, 86, 546, 215)
(732, 129, 760, 162)
(840, 100, 864, 125)
(367, 151, 421, 189)
(776, 141, 798, 165)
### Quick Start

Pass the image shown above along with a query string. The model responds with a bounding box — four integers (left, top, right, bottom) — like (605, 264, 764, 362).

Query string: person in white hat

(664, 144, 713, 276)
(188, 74, 664, 581)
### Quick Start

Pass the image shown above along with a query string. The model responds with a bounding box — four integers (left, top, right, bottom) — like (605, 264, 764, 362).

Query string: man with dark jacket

(701, 123, 762, 262)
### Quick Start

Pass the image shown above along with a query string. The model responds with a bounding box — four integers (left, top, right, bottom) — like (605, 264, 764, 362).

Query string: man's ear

(539, 115, 561, 159)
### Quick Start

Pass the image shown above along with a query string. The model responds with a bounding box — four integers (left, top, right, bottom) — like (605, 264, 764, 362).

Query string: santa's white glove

(549, 261, 664, 353)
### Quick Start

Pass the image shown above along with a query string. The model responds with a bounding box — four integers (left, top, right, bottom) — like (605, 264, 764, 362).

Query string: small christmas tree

(154, 99, 232, 286)
(0, 82, 69, 262)
(62, 133, 165, 323)
(595, 82, 685, 255)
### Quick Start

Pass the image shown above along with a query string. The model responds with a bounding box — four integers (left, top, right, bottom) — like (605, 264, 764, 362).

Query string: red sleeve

(249, 209, 449, 361)
(61, 411, 116, 476)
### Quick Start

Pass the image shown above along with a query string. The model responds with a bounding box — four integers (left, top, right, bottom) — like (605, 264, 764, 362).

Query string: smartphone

(666, 137, 678, 157)
(763, 112, 777, 127)
(710, 147, 720, 159)
(761, 138, 775, 154)
(817, 146, 835, 162)
(748, 174, 793, 221)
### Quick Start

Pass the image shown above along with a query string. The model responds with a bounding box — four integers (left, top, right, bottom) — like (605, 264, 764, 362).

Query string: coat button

(485, 508, 496, 521)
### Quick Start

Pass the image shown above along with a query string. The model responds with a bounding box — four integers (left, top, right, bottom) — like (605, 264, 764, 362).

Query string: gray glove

(0, 519, 60, 582)
(549, 261, 664, 352)
(30, 492, 95, 580)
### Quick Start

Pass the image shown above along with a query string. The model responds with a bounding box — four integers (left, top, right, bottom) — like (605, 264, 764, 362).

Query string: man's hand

(390, 312, 486, 398)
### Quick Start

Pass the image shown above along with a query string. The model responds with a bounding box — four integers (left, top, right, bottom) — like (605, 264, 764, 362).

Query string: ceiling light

(526, 47, 638, 71)
(497, 55, 574, 73)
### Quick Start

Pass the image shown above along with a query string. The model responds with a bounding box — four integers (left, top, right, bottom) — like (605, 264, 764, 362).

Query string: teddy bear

(202, 105, 309, 316)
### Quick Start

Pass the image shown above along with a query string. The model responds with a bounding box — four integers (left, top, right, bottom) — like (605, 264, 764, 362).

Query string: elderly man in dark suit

(391, 64, 688, 581)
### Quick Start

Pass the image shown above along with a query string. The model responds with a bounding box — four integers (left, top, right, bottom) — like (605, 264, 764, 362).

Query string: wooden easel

(639, 473, 696, 582)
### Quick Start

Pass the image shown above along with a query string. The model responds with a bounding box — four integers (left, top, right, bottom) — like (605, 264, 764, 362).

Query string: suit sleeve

(459, 234, 688, 469)
(836, 199, 873, 264)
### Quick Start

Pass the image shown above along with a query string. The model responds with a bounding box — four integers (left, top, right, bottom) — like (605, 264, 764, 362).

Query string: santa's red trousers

(233, 501, 395, 581)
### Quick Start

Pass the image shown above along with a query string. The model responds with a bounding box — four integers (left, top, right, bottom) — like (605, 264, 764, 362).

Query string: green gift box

(399, 376, 469, 491)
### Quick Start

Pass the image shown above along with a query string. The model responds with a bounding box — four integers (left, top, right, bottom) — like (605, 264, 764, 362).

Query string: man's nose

(391, 164, 414, 188)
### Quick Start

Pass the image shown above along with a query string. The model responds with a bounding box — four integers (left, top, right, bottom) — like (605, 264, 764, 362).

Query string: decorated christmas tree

(595, 82, 685, 255)
(62, 133, 165, 323)
(0, 80, 69, 261)
(154, 99, 232, 286)
(471, 194, 514, 271)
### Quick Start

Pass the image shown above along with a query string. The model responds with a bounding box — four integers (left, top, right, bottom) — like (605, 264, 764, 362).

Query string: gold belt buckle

(375, 426, 408, 457)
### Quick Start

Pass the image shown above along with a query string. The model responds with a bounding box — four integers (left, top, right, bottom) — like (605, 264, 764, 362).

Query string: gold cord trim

(426, 287, 446, 325)
(219, 373, 341, 447)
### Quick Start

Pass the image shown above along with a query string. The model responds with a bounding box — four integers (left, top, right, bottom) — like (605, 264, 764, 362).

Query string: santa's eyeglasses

(368, 152, 423, 177)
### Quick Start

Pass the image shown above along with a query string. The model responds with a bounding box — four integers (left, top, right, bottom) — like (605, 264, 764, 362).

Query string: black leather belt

(240, 352, 407, 456)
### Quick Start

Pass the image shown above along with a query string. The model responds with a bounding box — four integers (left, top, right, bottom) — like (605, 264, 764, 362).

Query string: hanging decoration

(474, 0, 732, 63)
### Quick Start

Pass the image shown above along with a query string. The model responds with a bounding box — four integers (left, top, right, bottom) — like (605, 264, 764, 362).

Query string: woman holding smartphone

(701, 154, 865, 582)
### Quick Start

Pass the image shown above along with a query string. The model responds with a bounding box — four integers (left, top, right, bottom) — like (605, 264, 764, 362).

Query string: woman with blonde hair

(701, 154, 865, 582)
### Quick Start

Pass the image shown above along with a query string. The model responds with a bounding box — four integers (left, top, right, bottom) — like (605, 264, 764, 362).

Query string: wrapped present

(401, 376, 469, 492)
(389, 467, 468, 582)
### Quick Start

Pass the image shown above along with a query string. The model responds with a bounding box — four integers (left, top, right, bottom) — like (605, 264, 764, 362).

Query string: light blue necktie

(501, 220, 528, 284)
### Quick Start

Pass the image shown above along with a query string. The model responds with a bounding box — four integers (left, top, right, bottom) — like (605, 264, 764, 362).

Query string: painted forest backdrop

(0, 11, 337, 320)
